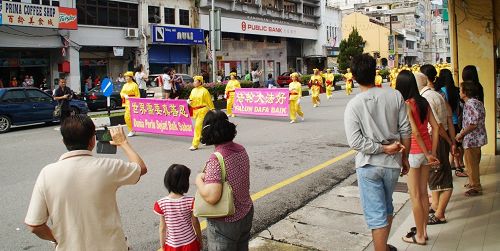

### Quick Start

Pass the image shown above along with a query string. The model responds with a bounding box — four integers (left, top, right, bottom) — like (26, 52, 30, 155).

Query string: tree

(338, 28, 365, 72)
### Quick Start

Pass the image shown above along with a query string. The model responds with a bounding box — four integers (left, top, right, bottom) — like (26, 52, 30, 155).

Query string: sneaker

(301, 116, 305, 121)
(127, 131, 136, 137)
(189, 146, 198, 151)
(313, 104, 317, 108)
(230, 114, 235, 118)
(290, 120, 296, 124)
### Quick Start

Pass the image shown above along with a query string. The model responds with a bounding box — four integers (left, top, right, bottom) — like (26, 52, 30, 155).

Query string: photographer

(25, 115, 147, 250)
(53, 78, 73, 122)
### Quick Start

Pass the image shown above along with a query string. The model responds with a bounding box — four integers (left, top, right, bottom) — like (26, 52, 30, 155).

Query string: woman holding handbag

(195, 110, 253, 251)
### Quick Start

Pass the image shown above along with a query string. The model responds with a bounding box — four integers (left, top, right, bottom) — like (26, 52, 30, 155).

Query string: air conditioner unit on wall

(125, 28, 139, 39)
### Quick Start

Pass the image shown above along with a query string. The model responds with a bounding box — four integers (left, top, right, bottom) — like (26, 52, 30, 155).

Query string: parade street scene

(1, 0, 499, 251)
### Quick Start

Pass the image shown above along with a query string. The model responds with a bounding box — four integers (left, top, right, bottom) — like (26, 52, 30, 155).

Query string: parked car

(277, 72, 302, 87)
(148, 73, 194, 87)
(0, 87, 89, 133)
(83, 83, 124, 111)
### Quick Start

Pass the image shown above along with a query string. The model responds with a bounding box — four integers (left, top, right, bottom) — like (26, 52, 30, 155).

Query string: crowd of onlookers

(0, 75, 49, 89)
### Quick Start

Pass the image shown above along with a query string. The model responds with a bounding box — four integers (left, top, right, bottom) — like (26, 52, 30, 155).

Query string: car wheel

(110, 99, 117, 110)
(70, 107, 80, 116)
(0, 115, 12, 133)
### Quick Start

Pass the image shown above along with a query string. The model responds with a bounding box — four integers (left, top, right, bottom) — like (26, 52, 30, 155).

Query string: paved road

(0, 88, 361, 250)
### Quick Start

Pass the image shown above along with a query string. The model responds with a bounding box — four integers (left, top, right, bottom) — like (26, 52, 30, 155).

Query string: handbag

(193, 152, 235, 218)
(53, 104, 62, 118)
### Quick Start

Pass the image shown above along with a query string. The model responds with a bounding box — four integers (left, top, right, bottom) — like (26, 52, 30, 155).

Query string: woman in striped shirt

(154, 164, 202, 251)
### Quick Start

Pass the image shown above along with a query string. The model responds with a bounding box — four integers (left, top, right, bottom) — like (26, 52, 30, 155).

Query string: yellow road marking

(199, 149, 356, 230)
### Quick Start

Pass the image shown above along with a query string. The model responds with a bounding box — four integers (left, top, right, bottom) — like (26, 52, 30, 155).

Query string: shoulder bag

(194, 152, 235, 218)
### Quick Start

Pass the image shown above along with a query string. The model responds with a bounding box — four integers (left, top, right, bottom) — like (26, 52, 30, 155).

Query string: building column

(67, 46, 81, 93)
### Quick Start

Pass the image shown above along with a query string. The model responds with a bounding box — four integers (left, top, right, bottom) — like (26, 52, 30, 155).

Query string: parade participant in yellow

(308, 69, 323, 107)
(188, 76, 214, 151)
(375, 70, 383, 88)
(324, 69, 335, 99)
(389, 68, 397, 89)
(120, 71, 140, 137)
(289, 72, 304, 123)
(344, 68, 353, 95)
(225, 72, 241, 117)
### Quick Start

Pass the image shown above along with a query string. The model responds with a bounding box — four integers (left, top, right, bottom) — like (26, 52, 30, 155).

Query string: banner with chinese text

(129, 98, 194, 137)
(1, 1, 77, 29)
(233, 88, 289, 117)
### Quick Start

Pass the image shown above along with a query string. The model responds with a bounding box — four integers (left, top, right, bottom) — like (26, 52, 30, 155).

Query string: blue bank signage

(152, 25, 204, 45)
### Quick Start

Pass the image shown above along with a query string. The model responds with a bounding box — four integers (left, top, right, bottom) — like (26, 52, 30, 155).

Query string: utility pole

(211, 0, 216, 83)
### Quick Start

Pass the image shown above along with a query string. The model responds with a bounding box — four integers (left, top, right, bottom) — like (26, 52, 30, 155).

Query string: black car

(0, 87, 89, 133)
(83, 83, 124, 111)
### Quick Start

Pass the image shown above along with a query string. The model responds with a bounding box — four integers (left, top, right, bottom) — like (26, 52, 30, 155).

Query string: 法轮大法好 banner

(129, 98, 193, 136)
(233, 88, 289, 117)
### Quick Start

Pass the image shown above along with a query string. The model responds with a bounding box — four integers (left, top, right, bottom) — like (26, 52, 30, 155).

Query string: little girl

(154, 164, 202, 251)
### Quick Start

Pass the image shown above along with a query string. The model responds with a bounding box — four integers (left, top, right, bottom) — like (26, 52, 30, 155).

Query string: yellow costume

(375, 71, 383, 88)
(289, 73, 304, 123)
(120, 72, 140, 132)
(189, 76, 214, 149)
(309, 69, 323, 107)
(389, 69, 397, 89)
(225, 73, 241, 117)
(344, 69, 353, 95)
(324, 70, 335, 99)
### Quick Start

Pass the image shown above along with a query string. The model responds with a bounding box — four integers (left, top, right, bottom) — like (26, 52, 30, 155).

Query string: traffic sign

(101, 78, 113, 97)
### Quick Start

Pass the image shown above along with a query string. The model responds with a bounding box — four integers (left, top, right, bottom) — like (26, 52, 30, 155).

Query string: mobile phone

(96, 128, 112, 142)
(96, 128, 117, 154)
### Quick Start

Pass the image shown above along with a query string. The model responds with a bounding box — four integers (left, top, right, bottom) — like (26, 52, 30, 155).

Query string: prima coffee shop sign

(1, 1, 77, 30)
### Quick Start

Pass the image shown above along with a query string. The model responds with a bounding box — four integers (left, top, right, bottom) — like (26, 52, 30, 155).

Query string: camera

(95, 127, 117, 154)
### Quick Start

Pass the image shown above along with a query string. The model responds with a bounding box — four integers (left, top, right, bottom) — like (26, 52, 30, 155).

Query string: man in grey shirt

(344, 54, 411, 251)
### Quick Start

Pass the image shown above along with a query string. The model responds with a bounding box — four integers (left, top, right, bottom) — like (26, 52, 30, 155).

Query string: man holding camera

(53, 78, 73, 122)
(25, 115, 147, 250)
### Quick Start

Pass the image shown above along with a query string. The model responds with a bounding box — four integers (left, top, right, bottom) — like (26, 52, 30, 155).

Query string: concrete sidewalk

(249, 155, 499, 251)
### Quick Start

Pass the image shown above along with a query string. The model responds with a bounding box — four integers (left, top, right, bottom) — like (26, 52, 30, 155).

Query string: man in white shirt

(134, 64, 148, 98)
(25, 115, 147, 250)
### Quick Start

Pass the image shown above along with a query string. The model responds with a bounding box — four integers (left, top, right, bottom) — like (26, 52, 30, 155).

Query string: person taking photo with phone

(25, 115, 147, 250)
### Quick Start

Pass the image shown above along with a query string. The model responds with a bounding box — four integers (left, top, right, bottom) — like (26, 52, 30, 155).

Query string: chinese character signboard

(152, 25, 204, 45)
(129, 98, 194, 137)
(1, 1, 77, 29)
(233, 88, 289, 117)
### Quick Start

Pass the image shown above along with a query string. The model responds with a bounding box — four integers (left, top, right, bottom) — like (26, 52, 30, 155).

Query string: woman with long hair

(396, 70, 440, 245)
(437, 69, 466, 177)
(462, 65, 484, 103)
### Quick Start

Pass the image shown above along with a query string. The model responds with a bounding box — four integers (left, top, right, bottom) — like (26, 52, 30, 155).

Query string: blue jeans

(356, 165, 400, 230)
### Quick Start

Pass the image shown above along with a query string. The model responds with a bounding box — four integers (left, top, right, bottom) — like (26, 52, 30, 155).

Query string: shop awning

(148, 45, 191, 65)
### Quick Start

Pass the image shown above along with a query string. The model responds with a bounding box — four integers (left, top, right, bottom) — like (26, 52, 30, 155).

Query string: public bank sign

(152, 25, 204, 45)
(0, 1, 77, 29)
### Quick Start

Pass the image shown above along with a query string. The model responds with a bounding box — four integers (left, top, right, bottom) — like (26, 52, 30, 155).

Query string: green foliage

(338, 28, 365, 72)
(378, 69, 390, 79)
(333, 74, 343, 82)
(301, 75, 311, 85)
(178, 81, 254, 100)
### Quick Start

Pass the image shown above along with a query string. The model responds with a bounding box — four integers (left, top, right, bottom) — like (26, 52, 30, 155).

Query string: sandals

(455, 168, 468, 177)
(387, 244, 397, 251)
(402, 231, 426, 245)
(428, 214, 447, 225)
(410, 227, 429, 240)
(465, 188, 482, 197)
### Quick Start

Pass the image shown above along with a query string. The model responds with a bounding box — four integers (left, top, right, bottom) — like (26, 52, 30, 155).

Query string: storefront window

(77, 0, 138, 28)
(165, 8, 175, 24)
(179, 9, 190, 26)
(303, 6, 314, 15)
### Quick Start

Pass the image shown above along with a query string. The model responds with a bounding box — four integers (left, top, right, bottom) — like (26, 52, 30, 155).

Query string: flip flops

(402, 231, 426, 245)
(428, 214, 447, 225)
(465, 188, 482, 197)
(455, 167, 468, 177)
(410, 227, 429, 240)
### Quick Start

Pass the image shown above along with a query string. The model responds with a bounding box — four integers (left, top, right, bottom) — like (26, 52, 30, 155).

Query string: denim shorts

(356, 165, 400, 230)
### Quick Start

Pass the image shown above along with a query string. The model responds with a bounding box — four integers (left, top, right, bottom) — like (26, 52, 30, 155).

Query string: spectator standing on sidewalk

(135, 64, 148, 98)
(417, 65, 456, 225)
(456, 81, 487, 196)
(461, 65, 484, 103)
(25, 116, 147, 250)
(53, 78, 74, 123)
(196, 110, 253, 251)
(251, 67, 262, 88)
(344, 54, 411, 251)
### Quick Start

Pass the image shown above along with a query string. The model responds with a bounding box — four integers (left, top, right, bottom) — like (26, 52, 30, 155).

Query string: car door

(0, 89, 32, 125)
(26, 89, 56, 121)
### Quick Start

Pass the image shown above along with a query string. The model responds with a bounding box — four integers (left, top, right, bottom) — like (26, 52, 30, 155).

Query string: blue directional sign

(101, 78, 113, 97)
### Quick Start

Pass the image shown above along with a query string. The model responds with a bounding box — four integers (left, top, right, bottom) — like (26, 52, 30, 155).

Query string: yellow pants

(192, 108, 209, 148)
(226, 96, 235, 115)
(124, 109, 132, 131)
(346, 82, 352, 95)
(326, 85, 333, 98)
(311, 86, 321, 105)
(289, 100, 304, 121)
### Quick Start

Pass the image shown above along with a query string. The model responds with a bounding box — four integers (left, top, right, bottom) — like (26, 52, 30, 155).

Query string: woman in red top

(396, 70, 440, 245)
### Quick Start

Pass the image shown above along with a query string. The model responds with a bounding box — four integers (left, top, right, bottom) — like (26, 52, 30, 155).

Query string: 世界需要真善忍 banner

(129, 98, 193, 136)
(233, 88, 289, 117)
